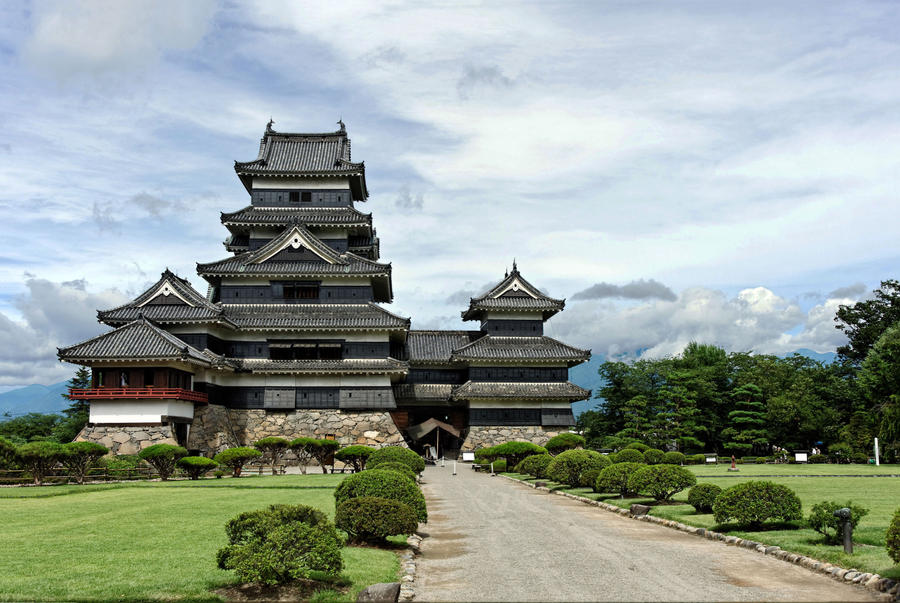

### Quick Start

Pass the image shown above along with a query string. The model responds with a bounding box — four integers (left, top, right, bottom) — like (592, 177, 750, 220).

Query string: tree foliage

(16, 440, 64, 485)
(214, 447, 262, 477)
(138, 443, 187, 480)
(334, 445, 374, 472)
(253, 437, 290, 475)
(60, 441, 107, 484)
(177, 456, 218, 480)
(835, 279, 900, 364)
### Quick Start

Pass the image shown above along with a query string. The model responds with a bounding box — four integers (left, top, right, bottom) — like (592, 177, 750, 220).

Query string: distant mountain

(568, 355, 605, 418)
(0, 382, 70, 418)
(788, 349, 837, 364)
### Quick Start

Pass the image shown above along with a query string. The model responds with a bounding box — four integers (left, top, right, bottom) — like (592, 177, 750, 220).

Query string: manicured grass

(0, 474, 400, 601)
(504, 470, 900, 578)
(687, 463, 900, 476)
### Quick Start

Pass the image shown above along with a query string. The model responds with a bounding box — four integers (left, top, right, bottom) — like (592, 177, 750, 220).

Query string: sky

(0, 0, 899, 389)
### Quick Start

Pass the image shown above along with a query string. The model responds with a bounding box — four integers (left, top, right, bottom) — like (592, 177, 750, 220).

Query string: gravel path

(414, 465, 881, 602)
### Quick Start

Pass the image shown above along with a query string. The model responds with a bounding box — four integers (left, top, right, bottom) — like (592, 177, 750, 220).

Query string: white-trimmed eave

(250, 225, 343, 265)
(136, 279, 196, 307)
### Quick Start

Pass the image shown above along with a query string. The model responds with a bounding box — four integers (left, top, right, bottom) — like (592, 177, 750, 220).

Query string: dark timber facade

(58, 122, 590, 457)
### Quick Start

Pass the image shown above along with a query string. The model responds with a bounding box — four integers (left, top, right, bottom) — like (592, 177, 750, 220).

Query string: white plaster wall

(89, 400, 195, 423)
(252, 177, 351, 189)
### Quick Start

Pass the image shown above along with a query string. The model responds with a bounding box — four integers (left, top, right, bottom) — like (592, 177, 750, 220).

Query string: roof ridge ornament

(337, 118, 345, 133)
(266, 118, 275, 133)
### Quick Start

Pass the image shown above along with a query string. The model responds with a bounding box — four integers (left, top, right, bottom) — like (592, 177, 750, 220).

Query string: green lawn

(505, 468, 900, 579)
(687, 462, 900, 476)
(0, 474, 400, 601)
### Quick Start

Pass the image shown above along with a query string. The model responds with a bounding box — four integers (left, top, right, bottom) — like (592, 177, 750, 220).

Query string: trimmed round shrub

(756, 456, 770, 464)
(474, 446, 499, 461)
(513, 453, 553, 478)
(613, 448, 645, 464)
(367, 446, 426, 474)
(370, 461, 417, 482)
(253, 437, 290, 474)
(628, 465, 696, 501)
(579, 468, 602, 490)
(807, 500, 870, 544)
(544, 433, 586, 454)
(334, 445, 375, 472)
(214, 446, 262, 477)
(687, 483, 723, 513)
(336, 496, 419, 543)
(625, 442, 650, 452)
(851, 452, 869, 464)
(596, 462, 643, 497)
(713, 481, 802, 527)
(491, 441, 547, 468)
(138, 443, 187, 481)
(60, 441, 107, 484)
(887, 508, 900, 563)
(643, 448, 664, 464)
(334, 469, 427, 522)
(177, 456, 218, 480)
(545, 449, 606, 487)
(217, 504, 342, 585)
(16, 440, 64, 485)
(490, 459, 507, 472)
(661, 451, 685, 465)
(808, 453, 827, 464)
(686, 453, 706, 465)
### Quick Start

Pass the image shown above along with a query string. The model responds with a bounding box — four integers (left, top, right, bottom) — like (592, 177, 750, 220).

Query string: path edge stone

(498, 474, 899, 601)
(397, 532, 424, 601)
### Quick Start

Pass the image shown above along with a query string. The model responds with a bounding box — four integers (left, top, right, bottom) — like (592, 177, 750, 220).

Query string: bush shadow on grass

(711, 520, 804, 533)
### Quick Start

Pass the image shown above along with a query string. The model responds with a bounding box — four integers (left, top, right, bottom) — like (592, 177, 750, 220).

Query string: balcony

(68, 388, 208, 404)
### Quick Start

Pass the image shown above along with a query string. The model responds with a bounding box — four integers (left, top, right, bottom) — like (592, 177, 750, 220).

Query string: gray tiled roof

(406, 330, 480, 363)
(453, 380, 590, 400)
(98, 270, 228, 326)
(197, 223, 390, 278)
(451, 335, 590, 364)
(462, 266, 565, 320)
(393, 383, 455, 401)
(58, 317, 211, 365)
(222, 303, 410, 330)
(234, 123, 367, 198)
(221, 206, 372, 228)
(238, 358, 408, 375)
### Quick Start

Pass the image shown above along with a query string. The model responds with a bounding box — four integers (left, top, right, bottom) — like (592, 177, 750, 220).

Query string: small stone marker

(630, 504, 651, 517)
(357, 582, 401, 603)
(728, 454, 739, 472)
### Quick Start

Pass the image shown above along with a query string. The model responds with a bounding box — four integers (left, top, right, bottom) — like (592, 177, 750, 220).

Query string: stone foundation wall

(187, 405, 406, 454)
(461, 425, 562, 451)
(76, 424, 178, 455)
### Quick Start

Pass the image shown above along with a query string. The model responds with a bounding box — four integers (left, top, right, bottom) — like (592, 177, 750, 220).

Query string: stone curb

(398, 532, 423, 601)
(499, 474, 900, 601)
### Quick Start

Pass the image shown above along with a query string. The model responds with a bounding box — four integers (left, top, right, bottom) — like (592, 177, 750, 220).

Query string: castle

(58, 122, 591, 457)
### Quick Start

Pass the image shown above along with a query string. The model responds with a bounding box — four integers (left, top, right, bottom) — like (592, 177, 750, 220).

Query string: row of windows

(252, 190, 350, 207)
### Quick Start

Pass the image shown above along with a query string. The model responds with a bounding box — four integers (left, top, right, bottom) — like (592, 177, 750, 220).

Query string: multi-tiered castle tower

(59, 122, 590, 457)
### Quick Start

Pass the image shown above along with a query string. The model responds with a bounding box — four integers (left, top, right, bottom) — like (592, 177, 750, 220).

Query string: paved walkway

(414, 465, 881, 602)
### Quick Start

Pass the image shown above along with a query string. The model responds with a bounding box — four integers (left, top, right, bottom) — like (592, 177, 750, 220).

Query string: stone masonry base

(76, 424, 178, 455)
(461, 425, 563, 451)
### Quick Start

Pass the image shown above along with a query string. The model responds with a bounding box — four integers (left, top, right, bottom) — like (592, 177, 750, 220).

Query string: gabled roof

(221, 206, 373, 229)
(406, 330, 481, 364)
(222, 303, 410, 331)
(462, 264, 565, 321)
(234, 121, 367, 199)
(58, 317, 212, 366)
(450, 335, 590, 366)
(452, 381, 590, 401)
(98, 270, 230, 327)
(238, 358, 408, 375)
(197, 223, 391, 281)
(393, 383, 455, 402)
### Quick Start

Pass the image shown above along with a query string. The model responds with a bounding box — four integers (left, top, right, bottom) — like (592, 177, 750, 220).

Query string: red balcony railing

(68, 388, 208, 404)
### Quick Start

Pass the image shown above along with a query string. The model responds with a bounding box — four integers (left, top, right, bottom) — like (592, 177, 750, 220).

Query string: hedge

(628, 464, 696, 501)
(513, 453, 553, 478)
(642, 448, 664, 464)
(613, 448, 645, 464)
(491, 441, 547, 468)
(217, 504, 343, 585)
(713, 481, 802, 527)
(808, 453, 827, 464)
(595, 462, 643, 497)
(544, 433, 586, 454)
(177, 456, 218, 480)
(546, 449, 607, 487)
(336, 497, 419, 543)
(214, 447, 262, 477)
(888, 508, 900, 563)
(138, 443, 188, 481)
(334, 469, 427, 522)
(369, 461, 417, 482)
(661, 451, 685, 465)
(807, 500, 869, 544)
(334, 445, 375, 472)
(687, 483, 723, 513)
(367, 447, 426, 474)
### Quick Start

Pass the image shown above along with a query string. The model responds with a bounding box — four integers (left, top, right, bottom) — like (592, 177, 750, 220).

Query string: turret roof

(450, 335, 590, 365)
(452, 380, 590, 400)
(406, 330, 481, 363)
(222, 302, 410, 331)
(58, 316, 213, 366)
(221, 205, 372, 229)
(237, 357, 407, 375)
(234, 121, 367, 198)
(461, 265, 565, 321)
(98, 270, 231, 327)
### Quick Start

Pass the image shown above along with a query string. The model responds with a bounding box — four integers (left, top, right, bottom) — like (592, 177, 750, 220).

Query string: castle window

(301, 192, 312, 202)
(289, 191, 299, 203)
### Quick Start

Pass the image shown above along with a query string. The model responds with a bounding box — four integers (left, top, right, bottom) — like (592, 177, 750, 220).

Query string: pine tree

(722, 383, 768, 455)
(62, 367, 92, 417)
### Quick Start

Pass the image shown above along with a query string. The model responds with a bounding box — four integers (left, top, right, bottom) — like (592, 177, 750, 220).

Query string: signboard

(705, 455, 717, 464)
(461, 452, 475, 462)
(795, 452, 808, 463)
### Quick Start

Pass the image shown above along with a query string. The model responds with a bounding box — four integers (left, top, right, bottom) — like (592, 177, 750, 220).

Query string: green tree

(17, 440, 64, 485)
(253, 437, 290, 475)
(62, 367, 92, 417)
(138, 443, 188, 480)
(60, 441, 108, 484)
(0, 413, 61, 443)
(616, 394, 653, 441)
(721, 383, 768, 455)
(835, 279, 900, 364)
(859, 323, 900, 451)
